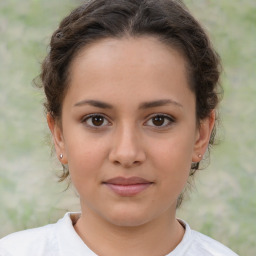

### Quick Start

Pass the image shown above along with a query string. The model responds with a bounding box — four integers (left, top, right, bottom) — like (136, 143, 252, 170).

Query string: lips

(103, 176, 153, 196)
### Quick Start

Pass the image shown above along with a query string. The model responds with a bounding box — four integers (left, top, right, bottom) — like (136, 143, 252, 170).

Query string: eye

(145, 114, 175, 128)
(82, 114, 110, 128)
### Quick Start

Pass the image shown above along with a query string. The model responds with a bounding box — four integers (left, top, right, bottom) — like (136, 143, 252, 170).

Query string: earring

(60, 154, 63, 159)
(198, 154, 202, 158)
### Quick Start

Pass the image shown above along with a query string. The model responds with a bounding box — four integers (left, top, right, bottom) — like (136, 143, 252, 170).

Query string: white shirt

(0, 212, 238, 256)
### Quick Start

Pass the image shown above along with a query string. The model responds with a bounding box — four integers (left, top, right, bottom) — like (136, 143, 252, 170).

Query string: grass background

(0, 0, 255, 255)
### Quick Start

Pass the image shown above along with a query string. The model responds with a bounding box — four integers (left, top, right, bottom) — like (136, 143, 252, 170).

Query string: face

(48, 36, 214, 227)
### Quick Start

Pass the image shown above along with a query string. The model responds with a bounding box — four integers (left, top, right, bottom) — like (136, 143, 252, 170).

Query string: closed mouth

(103, 176, 153, 196)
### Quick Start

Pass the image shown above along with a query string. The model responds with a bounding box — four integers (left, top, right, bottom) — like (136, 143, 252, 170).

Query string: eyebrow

(73, 99, 183, 109)
(139, 99, 183, 109)
(74, 99, 113, 109)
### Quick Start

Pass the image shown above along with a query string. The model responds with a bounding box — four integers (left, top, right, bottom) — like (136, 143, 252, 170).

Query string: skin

(48, 36, 215, 255)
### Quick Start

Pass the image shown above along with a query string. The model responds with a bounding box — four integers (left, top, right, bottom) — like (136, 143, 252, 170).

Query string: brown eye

(152, 116, 165, 126)
(145, 114, 174, 128)
(91, 116, 104, 126)
(83, 114, 109, 127)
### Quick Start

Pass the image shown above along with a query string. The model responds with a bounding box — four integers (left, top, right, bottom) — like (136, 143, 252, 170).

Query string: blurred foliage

(0, 0, 255, 255)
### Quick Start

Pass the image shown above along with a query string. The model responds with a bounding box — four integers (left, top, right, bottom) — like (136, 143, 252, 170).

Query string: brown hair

(38, 0, 222, 203)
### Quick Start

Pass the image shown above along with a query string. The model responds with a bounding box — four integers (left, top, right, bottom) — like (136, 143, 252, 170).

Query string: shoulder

(0, 212, 86, 256)
(0, 221, 57, 256)
(171, 219, 239, 256)
(191, 230, 239, 256)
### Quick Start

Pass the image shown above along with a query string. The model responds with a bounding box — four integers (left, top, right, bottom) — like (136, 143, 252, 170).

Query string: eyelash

(81, 113, 175, 129)
(144, 114, 175, 128)
(81, 113, 111, 128)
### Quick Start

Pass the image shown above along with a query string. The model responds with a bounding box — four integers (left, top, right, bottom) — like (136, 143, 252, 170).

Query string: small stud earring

(60, 154, 63, 159)
(198, 154, 202, 158)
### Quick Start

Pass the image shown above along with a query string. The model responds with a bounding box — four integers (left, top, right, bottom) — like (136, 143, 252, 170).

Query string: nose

(108, 124, 146, 168)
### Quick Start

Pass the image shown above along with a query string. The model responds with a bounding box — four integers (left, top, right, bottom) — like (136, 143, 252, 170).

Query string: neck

(74, 205, 184, 256)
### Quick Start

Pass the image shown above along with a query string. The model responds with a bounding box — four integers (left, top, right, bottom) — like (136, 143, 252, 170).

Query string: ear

(192, 110, 215, 162)
(47, 113, 68, 164)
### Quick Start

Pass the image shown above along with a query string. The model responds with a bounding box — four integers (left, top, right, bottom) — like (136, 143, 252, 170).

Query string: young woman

(0, 0, 239, 255)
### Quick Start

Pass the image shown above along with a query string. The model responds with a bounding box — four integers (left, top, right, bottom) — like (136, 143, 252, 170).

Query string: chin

(103, 206, 155, 227)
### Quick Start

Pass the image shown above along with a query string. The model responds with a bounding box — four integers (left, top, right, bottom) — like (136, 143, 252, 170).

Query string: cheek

(64, 135, 109, 183)
(150, 134, 195, 167)
(149, 135, 194, 188)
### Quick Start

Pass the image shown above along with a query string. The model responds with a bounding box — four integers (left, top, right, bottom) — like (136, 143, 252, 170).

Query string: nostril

(113, 160, 121, 165)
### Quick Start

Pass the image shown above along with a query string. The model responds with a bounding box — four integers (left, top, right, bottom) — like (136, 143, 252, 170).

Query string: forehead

(65, 36, 193, 108)
(72, 36, 187, 71)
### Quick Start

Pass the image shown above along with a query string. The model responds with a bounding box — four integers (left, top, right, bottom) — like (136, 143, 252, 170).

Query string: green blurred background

(0, 0, 255, 255)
